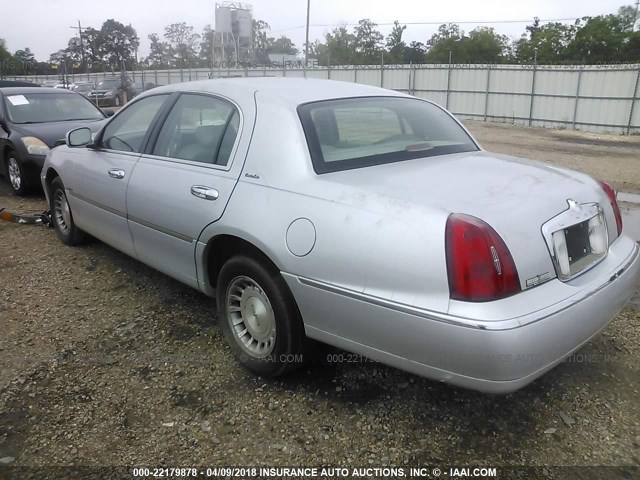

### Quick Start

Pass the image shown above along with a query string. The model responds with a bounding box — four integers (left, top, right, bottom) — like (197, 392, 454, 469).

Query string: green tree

(253, 20, 271, 63)
(617, 5, 639, 31)
(269, 36, 298, 55)
(464, 27, 510, 63)
(425, 24, 465, 63)
(147, 33, 172, 68)
(0, 39, 16, 76)
(386, 20, 407, 63)
(567, 15, 627, 63)
(313, 26, 356, 65)
(81, 27, 104, 71)
(164, 22, 200, 68)
(354, 19, 384, 64)
(100, 19, 140, 70)
(199, 25, 215, 66)
(513, 18, 577, 64)
(13, 48, 36, 73)
(402, 41, 426, 63)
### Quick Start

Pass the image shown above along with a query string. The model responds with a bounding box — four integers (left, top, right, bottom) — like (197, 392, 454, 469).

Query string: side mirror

(102, 108, 116, 117)
(66, 127, 93, 148)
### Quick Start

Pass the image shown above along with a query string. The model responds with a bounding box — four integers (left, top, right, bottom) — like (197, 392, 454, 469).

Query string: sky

(1, 0, 634, 61)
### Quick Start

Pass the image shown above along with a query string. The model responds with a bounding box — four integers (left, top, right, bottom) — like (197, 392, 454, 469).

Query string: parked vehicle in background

(0, 80, 40, 88)
(41, 78, 640, 393)
(72, 82, 96, 98)
(89, 76, 136, 107)
(0, 87, 107, 195)
(133, 81, 157, 94)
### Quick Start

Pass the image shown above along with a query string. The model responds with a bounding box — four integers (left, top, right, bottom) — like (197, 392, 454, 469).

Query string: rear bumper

(285, 237, 640, 394)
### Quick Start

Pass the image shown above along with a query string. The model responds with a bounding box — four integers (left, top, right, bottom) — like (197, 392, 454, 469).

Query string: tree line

(0, 4, 638, 76)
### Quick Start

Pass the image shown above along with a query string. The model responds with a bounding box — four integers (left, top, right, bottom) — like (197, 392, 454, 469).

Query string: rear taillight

(597, 180, 622, 238)
(445, 214, 521, 302)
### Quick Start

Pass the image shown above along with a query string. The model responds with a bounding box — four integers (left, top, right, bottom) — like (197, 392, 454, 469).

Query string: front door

(65, 94, 170, 256)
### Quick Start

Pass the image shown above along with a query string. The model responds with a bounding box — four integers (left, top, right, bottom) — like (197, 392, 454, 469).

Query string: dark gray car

(89, 76, 136, 107)
(0, 87, 107, 194)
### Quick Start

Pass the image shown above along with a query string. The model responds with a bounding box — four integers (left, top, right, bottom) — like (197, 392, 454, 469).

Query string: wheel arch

(43, 167, 60, 196)
(202, 233, 282, 293)
(2, 144, 16, 174)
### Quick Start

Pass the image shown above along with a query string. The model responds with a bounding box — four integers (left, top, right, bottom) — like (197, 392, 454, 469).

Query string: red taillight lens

(445, 214, 521, 302)
(597, 180, 622, 238)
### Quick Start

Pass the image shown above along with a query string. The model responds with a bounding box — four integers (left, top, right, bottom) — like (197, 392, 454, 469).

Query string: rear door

(126, 92, 246, 288)
(64, 94, 170, 256)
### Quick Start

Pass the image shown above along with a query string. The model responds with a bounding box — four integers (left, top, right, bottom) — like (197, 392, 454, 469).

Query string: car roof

(148, 77, 407, 107)
(0, 80, 41, 88)
(0, 86, 76, 95)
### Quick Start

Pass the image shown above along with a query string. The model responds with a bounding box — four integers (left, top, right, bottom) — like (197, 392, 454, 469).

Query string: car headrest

(195, 124, 225, 147)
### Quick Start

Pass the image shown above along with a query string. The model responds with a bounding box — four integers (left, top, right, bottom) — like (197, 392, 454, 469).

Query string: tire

(114, 95, 121, 107)
(6, 152, 28, 196)
(217, 254, 307, 377)
(50, 177, 88, 246)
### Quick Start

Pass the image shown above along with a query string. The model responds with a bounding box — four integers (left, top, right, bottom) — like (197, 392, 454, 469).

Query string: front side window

(4, 92, 105, 124)
(152, 94, 239, 166)
(100, 94, 168, 153)
(298, 97, 478, 174)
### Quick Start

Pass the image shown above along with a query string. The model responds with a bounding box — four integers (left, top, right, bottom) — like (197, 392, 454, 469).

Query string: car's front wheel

(6, 152, 27, 196)
(217, 255, 307, 377)
(114, 95, 121, 107)
(50, 177, 88, 246)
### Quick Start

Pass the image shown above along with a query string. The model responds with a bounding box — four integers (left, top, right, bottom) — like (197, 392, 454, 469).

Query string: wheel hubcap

(53, 189, 72, 234)
(226, 276, 276, 358)
(8, 158, 21, 191)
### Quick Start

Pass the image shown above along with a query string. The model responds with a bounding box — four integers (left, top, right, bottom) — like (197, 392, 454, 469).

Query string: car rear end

(288, 92, 640, 392)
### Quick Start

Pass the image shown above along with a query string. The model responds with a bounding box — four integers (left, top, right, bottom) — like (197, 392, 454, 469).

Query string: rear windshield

(298, 97, 478, 174)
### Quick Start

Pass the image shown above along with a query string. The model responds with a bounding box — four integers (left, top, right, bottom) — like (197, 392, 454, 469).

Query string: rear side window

(152, 94, 239, 166)
(298, 97, 478, 173)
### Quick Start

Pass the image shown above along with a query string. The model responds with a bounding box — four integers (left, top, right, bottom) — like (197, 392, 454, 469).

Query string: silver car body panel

(42, 78, 640, 393)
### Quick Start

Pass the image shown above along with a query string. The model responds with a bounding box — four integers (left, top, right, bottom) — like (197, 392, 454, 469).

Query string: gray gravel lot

(0, 122, 639, 478)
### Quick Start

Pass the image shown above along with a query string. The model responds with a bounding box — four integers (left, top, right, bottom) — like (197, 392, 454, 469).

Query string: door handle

(108, 169, 125, 179)
(191, 185, 219, 201)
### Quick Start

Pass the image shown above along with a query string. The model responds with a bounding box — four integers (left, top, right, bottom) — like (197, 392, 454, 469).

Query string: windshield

(96, 79, 119, 89)
(4, 92, 105, 124)
(75, 84, 94, 92)
(298, 97, 478, 173)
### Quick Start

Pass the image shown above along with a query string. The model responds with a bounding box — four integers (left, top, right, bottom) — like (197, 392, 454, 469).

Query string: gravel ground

(0, 122, 639, 478)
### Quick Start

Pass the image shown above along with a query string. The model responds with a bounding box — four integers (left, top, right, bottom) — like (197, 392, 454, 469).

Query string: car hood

(311, 150, 611, 287)
(13, 119, 105, 147)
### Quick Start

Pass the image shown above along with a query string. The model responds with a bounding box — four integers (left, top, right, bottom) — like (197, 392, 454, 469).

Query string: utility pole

(304, 0, 311, 66)
(70, 20, 87, 73)
(635, 0, 639, 31)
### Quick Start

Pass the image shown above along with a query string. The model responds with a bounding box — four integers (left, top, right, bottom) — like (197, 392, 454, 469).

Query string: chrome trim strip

(128, 215, 194, 243)
(294, 243, 639, 332)
(295, 276, 520, 331)
(68, 190, 193, 243)
(68, 190, 127, 219)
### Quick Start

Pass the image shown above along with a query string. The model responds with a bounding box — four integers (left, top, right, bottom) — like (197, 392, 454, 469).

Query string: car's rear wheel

(50, 177, 88, 246)
(217, 254, 306, 377)
(6, 152, 27, 196)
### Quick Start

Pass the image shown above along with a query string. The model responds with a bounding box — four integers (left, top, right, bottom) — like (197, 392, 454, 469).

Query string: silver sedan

(41, 78, 640, 393)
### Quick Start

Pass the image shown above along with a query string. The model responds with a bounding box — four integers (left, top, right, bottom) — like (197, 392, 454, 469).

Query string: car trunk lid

(317, 150, 611, 290)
